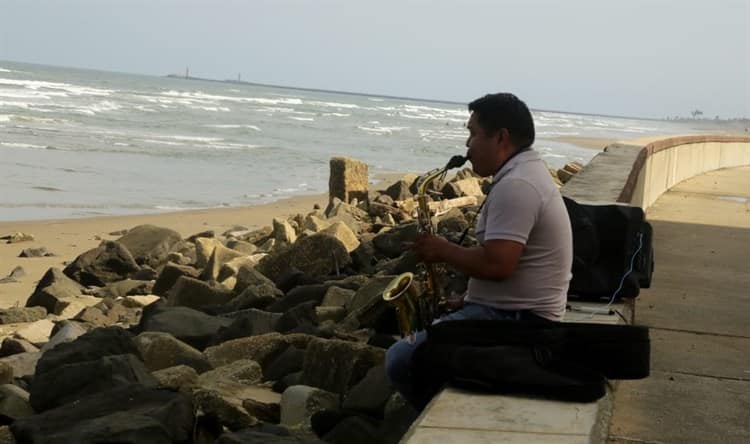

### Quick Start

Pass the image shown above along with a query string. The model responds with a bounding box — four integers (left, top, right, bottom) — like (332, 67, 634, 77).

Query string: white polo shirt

(465, 149, 573, 320)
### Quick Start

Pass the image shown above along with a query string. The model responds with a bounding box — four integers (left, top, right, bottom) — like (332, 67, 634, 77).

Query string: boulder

(218, 255, 266, 282)
(56, 295, 104, 320)
(342, 364, 392, 415)
(0, 352, 41, 379)
(100, 279, 154, 298)
(239, 226, 273, 246)
(320, 222, 360, 253)
(211, 309, 282, 344)
(322, 416, 382, 444)
(33, 326, 137, 374)
(135, 303, 232, 351)
(201, 244, 247, 281)
(204, 333, 315, 371)
(1, 232, 34, 243)
(25, 268, 85, 314)
(18, 247, 54, 258)
(225, 239, 258, 255)
(301, 338, 385, 396)
(152, 364, 199, 392)
(13, 319, 55, 347)
(224, 284, 281, 312)
(380, 392, 420, 444)
(320, 286, 356, 307)
(0, 307, 46, 324)
(152, 262, 201, 296)
(329, 157, 368, 206)
(0, 266, 25, 284)
(276, 301, 318, 333)
(372, 222, 417, 258)
(441, 177, 483, 199)
(11, 384, 194, 444)
(63, 241, 140, 286)
(123, 294, 161, 308)
(272, 218, 297, 245)
(195, 237, 224, 269)
(194, 380, 281, 430)
(0, 384, 34, 421)
(216, 427, 323, 444)
(134, 332, 211, 373)
(166, 276, 234, 309)
(280, 385, 339, 432)
(314, 306, 346, 324)
(198, 359, 263, 386)
(257, 234, 351, 285)
(115, 224, 182, 269)
(267, 284, 329, 314)
(325, 199, 369, 234)
(29, 353, 158, 412)
(302, 214, 331, 233)
(0, 363, 11, 386)
(383, 179, 412, 201)
(40, 320, 89, 352)
(263, 346, 306, 382)
(0, 338, 39, 358)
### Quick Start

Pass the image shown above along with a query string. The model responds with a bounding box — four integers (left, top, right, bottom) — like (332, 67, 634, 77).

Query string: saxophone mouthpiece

(446, 155, 468, 170)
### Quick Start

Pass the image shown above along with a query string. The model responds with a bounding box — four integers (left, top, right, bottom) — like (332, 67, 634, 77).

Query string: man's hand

(412, 233, 453, 263)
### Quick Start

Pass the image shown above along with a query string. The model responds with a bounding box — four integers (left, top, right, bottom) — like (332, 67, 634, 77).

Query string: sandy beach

(0, 139, 611, 309)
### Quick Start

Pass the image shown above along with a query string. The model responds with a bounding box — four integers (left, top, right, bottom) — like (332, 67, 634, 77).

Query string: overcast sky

(1, 0, 748, 118)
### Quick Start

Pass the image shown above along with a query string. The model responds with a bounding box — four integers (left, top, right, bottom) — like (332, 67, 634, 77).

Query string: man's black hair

(468, 93, 535, 148)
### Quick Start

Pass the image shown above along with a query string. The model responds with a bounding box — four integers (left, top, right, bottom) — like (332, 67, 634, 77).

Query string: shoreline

(0, 140, 607, 308)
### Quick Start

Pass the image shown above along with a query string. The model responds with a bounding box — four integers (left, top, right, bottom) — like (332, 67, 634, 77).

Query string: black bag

(563, 197, 654, 300)
(410, 320, 650, 409)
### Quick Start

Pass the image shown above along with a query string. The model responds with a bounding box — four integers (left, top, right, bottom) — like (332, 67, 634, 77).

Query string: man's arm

(413, 234, 524, 281)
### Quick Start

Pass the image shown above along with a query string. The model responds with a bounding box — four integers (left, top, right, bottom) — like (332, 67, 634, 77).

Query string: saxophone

(382, 154, 468, 338)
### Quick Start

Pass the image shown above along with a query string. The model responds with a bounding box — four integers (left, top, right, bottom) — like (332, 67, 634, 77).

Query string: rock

(194, 380, 281, 430)
(1, 233, 34, 244)
(257, 234, 351, 285)
(383, 179, 412, 202)
(115, 224, 182, 269)
(320, 222, 360, 253)
(11, 384, 194, 444)
(216, 427, 323, 444)
(322, 416, 382, 444)
(56, 295, 105, 320)
(314, 306, 346, 324)
(267, 284, 328, 314)
(166, 276, 234, 309)
(325, 199, 369, 234)
(0, 338, 39, 358)
(0, 363, 11, 385)
(151, 364, 198, 391)
(101, 279, 154, 298)
(301, 338, 385, 396)
(198, 359, 263, 386)
(280, 385, 339, 431)
(204, 333, 316, 371)
(25, 268, 85, 314)
(0, 352, 41, 379)
(224, 284, 281, 313)
(342, 364, 392, 415)
(0, 307, 46, 325)
(0, 266, 25, 284)
(134, 331, 211, 373)
(18, 247, 54, 258)
(152, 262, 201, 296)
(123, 294, 161, 308)
(195, 237, 223, 269)
(273, 218, 297, 245)
(380, 392, 419, 443)
(63, 241, 139, 286)
(372, 222, 417, 258)
(34, 326, 138, 375)
(441, 177, 483, 199)
(132, 266, 159, 281)
(0, 384, 34, 421)
(226, 239, 258, 255)
(238, 226, 273, 245)
(29, 353, 158, 412)
(13, 319, 55, 347)
(320, 286, 356, 307)
(276, 301, 318, 333)
(302, 214, 331, 233)
(202, 243, 247, 281)
(329, 157, 368, 207)
(264, 346, 306, 382)
(218, 255, 266, 282)
(211, 309, 282, 343)
(135, 303, 232, 351)
(40, 320, 89, 352)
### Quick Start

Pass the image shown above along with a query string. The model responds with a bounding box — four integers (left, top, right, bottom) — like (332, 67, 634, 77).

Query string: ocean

(0, 61, 726, 221)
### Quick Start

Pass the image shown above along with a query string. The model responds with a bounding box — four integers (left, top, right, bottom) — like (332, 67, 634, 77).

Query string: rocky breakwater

(0, 156, 581, 443)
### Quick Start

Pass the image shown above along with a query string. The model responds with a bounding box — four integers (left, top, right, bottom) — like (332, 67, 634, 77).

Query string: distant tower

(185, 67, 189, 79)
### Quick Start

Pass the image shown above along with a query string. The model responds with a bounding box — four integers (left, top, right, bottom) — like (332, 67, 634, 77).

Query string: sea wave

(0, 141, 48, 149)
(0, 78, 113, 96)
(357, 125, 409, 135)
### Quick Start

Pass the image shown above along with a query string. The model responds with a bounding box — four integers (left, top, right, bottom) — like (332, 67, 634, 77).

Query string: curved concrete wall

(563, 136, 750, 210)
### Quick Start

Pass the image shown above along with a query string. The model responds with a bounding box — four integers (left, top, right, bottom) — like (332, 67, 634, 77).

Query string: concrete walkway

(608, 166, 750, 443)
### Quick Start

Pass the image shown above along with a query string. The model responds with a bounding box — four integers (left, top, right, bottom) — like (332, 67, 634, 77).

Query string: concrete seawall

(404, 134, 750, 444)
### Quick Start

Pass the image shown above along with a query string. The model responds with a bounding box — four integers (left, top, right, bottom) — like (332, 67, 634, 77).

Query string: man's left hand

(412, 233, 452, 263)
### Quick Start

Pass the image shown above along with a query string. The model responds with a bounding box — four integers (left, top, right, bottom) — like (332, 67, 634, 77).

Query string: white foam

(289, 116, 314, 121)
(161, 90, 303, 106)
(74, 100, 122, 115)
(306, 100, 360, 109)
(204, 124, 262, 131)
(0, 68, 12, 73)
(323, 112, 350, 118)
(357, 125, 409, 135)
(0, 78, 112, 96)
(1, 141, 47, 149)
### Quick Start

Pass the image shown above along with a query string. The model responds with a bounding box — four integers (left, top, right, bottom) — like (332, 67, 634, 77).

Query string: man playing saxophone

(385, 92, 573, 407)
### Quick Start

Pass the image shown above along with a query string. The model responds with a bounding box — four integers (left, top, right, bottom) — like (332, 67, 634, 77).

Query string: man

(385, 92, 573, 406)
